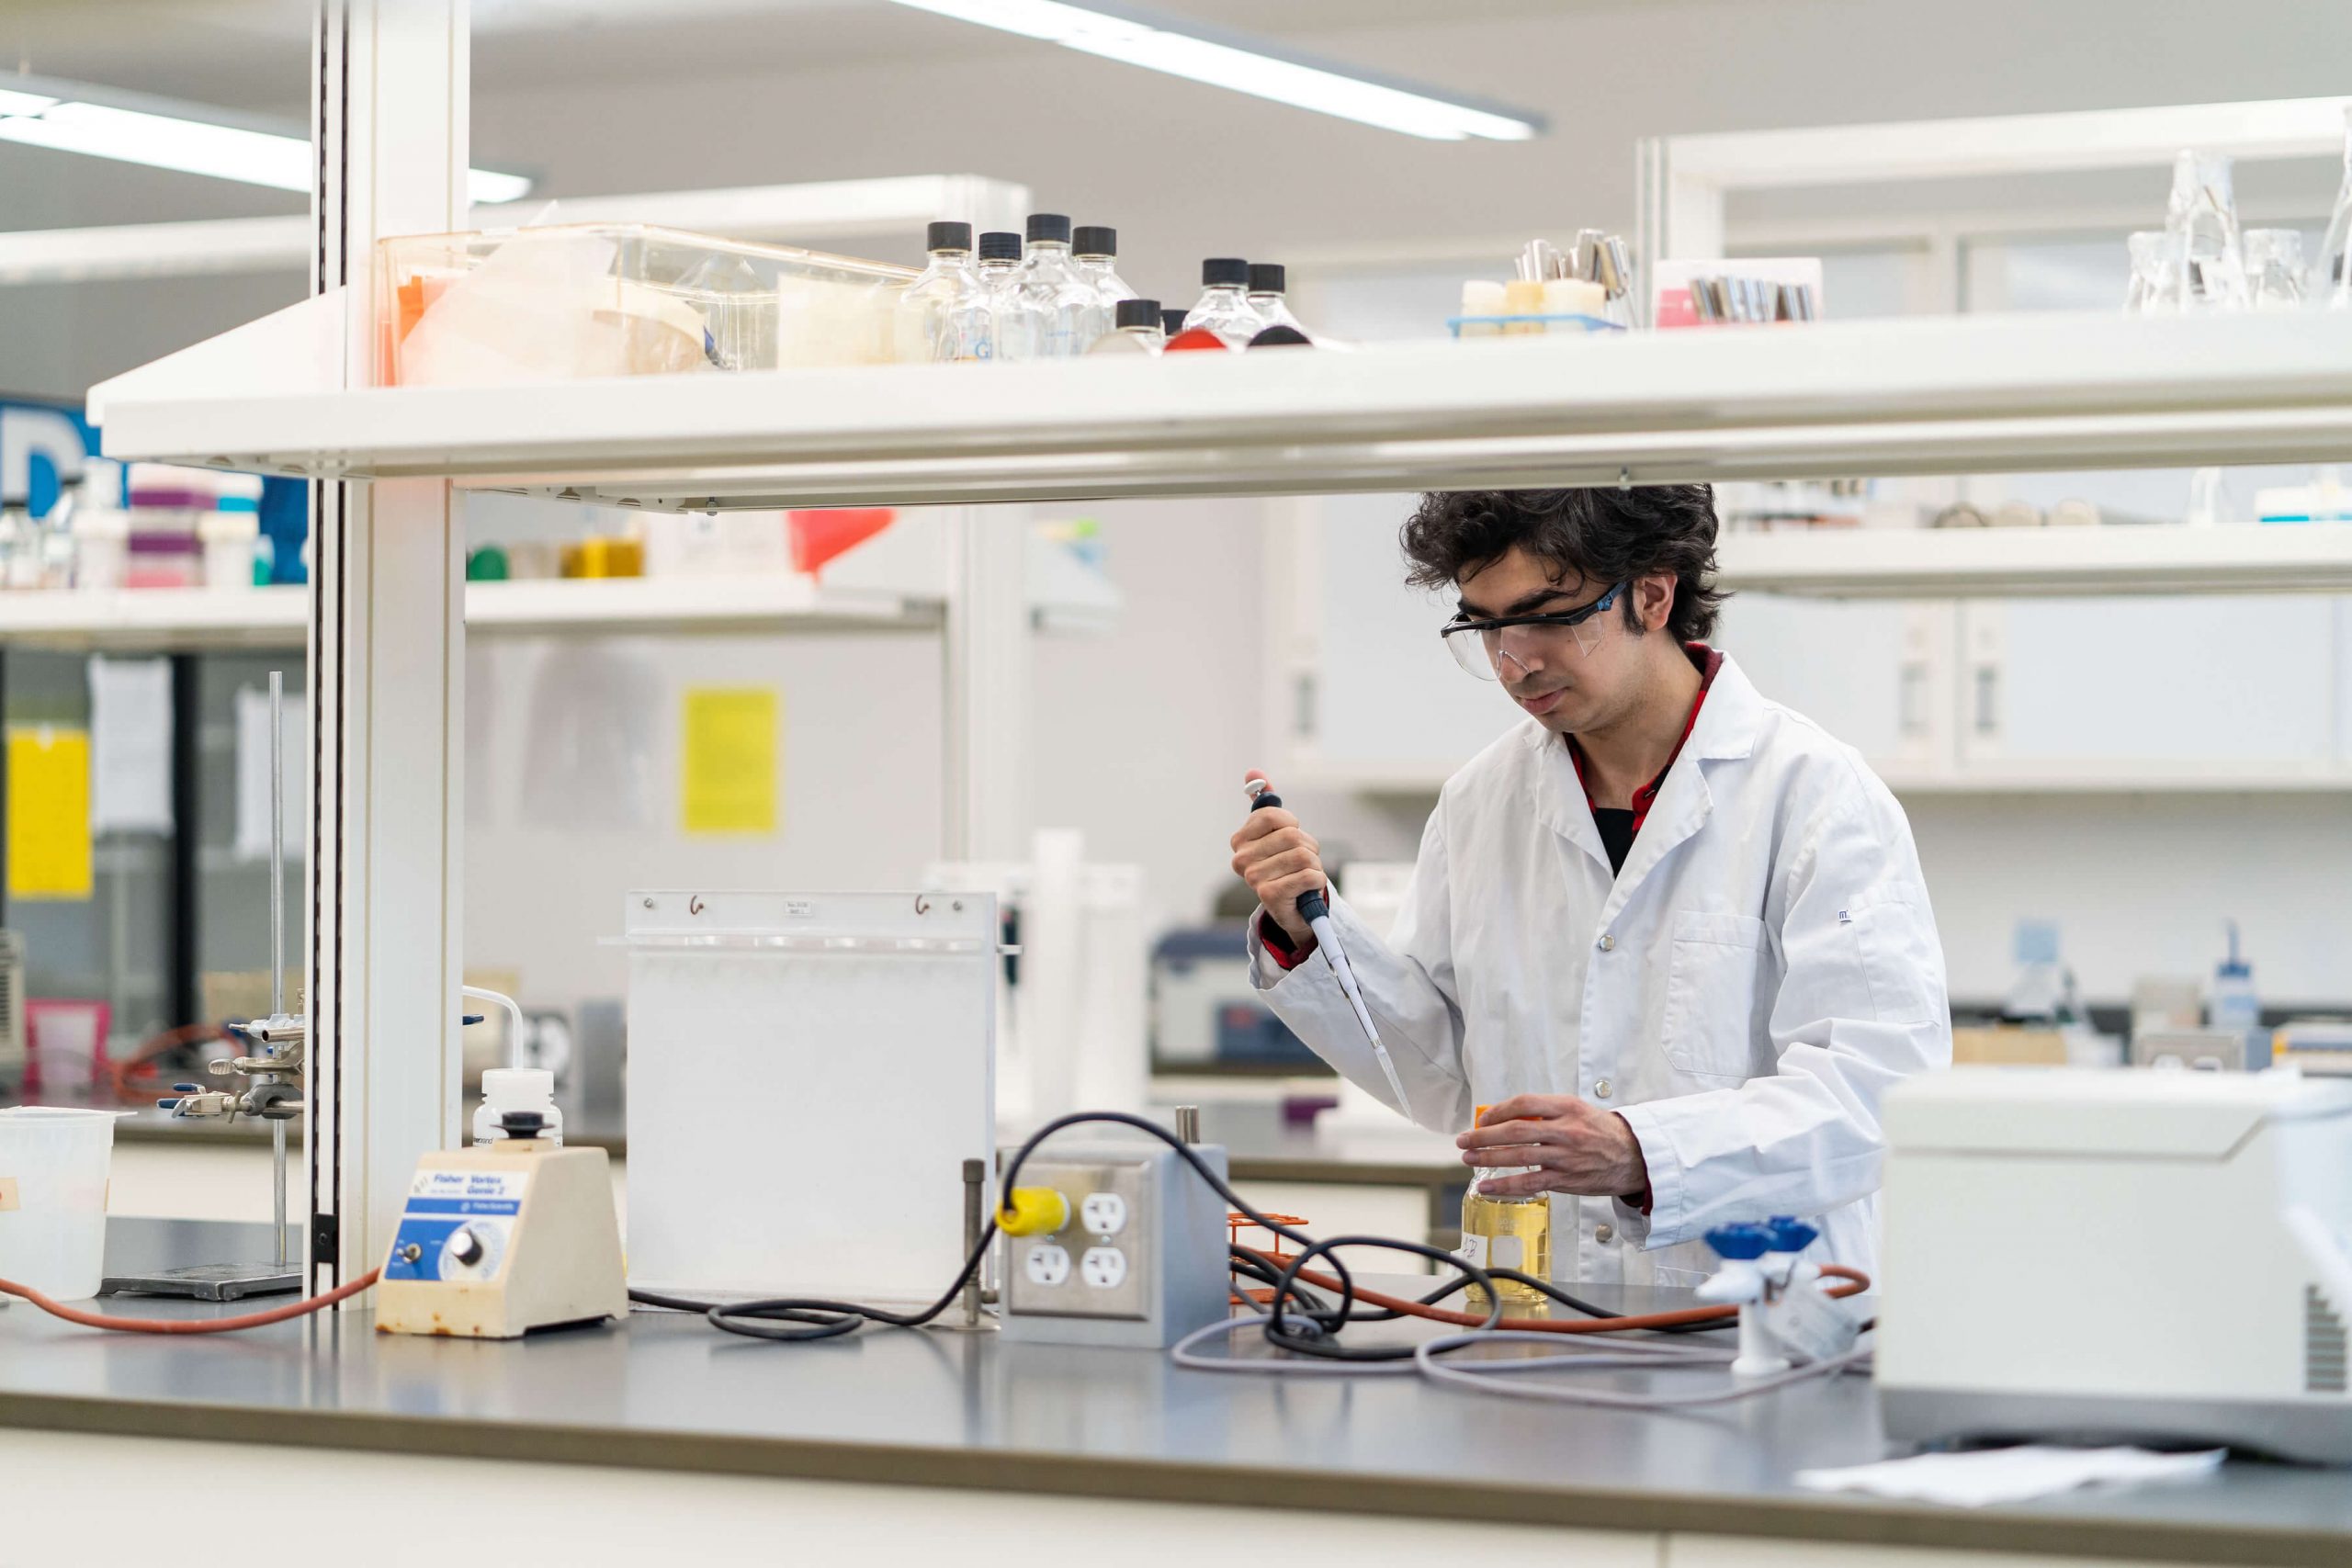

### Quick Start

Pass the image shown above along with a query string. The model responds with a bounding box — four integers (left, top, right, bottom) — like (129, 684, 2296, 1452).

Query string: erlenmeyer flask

(2165, 150, 2249, 313)
(2244, 230, 2306, 311)
(2125, 231, 2184, 314)
(2318, 107, 2352, 310)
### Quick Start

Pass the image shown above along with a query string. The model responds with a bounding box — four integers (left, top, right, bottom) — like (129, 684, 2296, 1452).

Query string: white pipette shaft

(1245, 777, 1412, 1112)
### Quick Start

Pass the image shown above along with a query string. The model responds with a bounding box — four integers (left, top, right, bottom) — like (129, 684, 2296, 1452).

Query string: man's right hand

(1229, 772, 1327, 950)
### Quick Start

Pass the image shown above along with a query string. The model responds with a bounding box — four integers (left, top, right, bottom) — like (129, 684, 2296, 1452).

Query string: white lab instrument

(621, 890, 996, 1303)
(1877, 1068, 2352, 1462)
(377, 1114, 626, 1339)
(1246, 656, 1950, 1287)
(998, 1137, 1231, 1349)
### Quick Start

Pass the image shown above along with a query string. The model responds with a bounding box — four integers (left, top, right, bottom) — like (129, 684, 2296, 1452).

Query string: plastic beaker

(0, 1107, 129, 1301)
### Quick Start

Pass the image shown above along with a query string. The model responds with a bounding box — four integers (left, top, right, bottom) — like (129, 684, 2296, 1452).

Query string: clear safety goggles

(1440, 581, 1628, 681)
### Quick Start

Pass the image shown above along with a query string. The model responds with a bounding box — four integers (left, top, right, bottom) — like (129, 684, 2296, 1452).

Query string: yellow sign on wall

(6, 727, 94, 900)
(681, 688, 779, 835)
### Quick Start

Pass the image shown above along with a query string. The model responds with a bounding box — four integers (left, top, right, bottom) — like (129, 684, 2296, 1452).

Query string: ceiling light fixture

(0, 74, 531, 203)
(885, 0, 1543, 141)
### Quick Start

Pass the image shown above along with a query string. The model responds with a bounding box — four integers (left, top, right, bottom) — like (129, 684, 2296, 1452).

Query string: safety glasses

(1441, 581, 1629, 681)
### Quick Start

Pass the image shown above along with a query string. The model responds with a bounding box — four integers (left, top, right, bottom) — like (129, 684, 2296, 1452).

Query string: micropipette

(1245, 776, 1412, 1111)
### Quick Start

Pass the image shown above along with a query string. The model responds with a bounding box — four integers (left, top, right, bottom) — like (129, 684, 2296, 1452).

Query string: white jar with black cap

(1086, 297, 1166, 355)
(1018, 213, 1098, 358)
(1071, 225, 1136, 350)
(1182, 257, 1261, 348)
(1246, 263, 1307, 337)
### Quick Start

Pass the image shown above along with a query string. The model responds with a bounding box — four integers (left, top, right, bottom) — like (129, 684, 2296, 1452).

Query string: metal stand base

(99, 1263, 304, 1303)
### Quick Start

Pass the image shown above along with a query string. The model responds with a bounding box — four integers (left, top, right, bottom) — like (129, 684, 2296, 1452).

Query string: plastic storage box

(379, 223, 918, 387)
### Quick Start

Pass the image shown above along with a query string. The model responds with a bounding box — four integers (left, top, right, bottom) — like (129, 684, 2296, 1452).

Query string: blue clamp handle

(1764, 1215, 1819, 1254)
(1704, 1224, 1770, 1261)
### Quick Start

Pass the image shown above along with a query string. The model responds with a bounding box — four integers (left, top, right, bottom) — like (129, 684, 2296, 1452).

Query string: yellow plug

(997, 1187, 1071, 1236)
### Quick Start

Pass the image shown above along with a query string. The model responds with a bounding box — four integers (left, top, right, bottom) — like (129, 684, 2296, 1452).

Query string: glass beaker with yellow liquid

(1459, 1103, 1552, 1310)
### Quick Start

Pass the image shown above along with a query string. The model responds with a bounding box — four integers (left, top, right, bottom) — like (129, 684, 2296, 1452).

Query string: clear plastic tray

(378, 222, 918, 387)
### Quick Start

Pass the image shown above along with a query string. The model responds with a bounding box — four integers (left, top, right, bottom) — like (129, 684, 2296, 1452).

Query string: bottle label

(1489, 1233, 1525, 1271)
(1457, 1234, 1487, 1268)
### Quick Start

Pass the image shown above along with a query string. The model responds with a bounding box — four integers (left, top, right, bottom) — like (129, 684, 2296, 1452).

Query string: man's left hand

(1456, 1094, 1649, 1200)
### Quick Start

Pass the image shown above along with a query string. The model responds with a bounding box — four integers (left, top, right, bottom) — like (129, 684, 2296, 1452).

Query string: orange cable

(1233, 1246, 1868, 1334)
(0, 1269, 379, 1335)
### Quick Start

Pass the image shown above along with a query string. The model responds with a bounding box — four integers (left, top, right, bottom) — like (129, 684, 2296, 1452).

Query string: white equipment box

(623, 891, 996, 1303)
(1878, 1068, 2352, 1461)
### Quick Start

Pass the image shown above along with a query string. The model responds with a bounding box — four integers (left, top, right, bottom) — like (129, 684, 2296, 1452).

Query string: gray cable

(1411, 1330, 1873, 1408)
(1170, 1313, 1418, 1377)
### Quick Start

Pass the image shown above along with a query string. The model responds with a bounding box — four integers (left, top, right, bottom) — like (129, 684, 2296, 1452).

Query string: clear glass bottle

(2124, 230, 2184, 314)
(1245, 262, 1307, 337)
(2165, 150, 2249, 313)
(1017, 213, 1098, 359)
(973, 231, 1040, 363)
(2244, 230, 2306, 311)
(1182, 257, 1261, 348)
(2318, 107, 2352, 310)
(895, 220, 983, 363)
(1457, 1104, 1551, 1308)
(1085, 297, 1164, 354)
(0, 492, 37, 590)
(1071, 225, 1135, 352)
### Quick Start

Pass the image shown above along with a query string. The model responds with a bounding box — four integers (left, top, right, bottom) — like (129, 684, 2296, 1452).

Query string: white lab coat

(1250, 654, 1951, 1286)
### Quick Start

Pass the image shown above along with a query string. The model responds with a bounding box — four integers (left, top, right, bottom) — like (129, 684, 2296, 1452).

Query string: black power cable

(636, 1110, 1730, 1351)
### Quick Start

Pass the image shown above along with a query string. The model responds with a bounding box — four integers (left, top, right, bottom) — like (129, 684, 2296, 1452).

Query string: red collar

(1568, 644, 1722, 833)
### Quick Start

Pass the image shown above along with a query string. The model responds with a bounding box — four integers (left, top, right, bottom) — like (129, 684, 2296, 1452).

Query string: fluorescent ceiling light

(886, 0, 1543, 141)
(0, 77, 531, 203)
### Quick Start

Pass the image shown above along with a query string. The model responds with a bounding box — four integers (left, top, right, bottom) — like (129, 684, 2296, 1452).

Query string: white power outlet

(1024, 1242, 1071, 1286)
(1081, 1246, 1128, 1289)
(1080, 1192, 1128, 1235)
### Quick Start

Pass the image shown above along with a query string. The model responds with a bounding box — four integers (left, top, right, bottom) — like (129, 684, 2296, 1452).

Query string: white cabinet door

(1713, 592, 1951, 781)
(1960, 595, 2339, 784)
(1279, 491, 1524, 789)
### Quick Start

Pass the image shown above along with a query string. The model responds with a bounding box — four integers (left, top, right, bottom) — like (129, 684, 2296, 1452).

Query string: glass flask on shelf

(2165, 150, 2249, 312)
(1017, 213, 1099, 359)
(1070, 225, 1135, 351)
(1182, 257, 1262, 348)
(2244, 230, 2306, 311)
(1245, 263, 1308, 337)
(1457, 1103, 1551, 1309)
(2319, 106, 2352, 310)
(2125, 231, 2186, 314)
(973, 231, 1041, 362)
(895, 220, 983, 363)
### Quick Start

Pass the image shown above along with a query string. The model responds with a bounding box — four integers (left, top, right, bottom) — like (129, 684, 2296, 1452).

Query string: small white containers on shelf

(1086, 298, 1166, 355)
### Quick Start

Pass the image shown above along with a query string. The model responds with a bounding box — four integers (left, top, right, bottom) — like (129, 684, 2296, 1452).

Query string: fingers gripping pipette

(1245, 776, 1413, 1112)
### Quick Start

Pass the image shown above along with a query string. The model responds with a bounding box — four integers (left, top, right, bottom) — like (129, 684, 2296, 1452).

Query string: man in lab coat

(1231, 485, 1951, 1286)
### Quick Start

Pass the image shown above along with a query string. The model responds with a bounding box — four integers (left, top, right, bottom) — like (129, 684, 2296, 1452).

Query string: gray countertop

(0, 1220, 2346, 1563)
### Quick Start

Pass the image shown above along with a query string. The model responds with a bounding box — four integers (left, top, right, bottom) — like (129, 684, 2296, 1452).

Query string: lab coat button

(1596, 1223, 1615, 1243)
(1598, 933, 1616, 952)
(1593, 1079, 1612, 1100)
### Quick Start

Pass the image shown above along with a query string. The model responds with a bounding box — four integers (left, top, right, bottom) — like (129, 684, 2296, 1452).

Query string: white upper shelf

(1716, 523, 2352, 598)
(0, 578, 935, 652)
(93, 299, 2352, 510)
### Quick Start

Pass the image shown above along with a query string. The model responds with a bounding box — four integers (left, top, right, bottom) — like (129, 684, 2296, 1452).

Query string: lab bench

(3, 1219, 2348, 1567)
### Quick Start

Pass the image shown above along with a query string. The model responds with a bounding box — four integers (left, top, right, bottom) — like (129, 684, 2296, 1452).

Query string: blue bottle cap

(1704, 1224, 1770, 1261)
(1765, 1217, 1819, 1253)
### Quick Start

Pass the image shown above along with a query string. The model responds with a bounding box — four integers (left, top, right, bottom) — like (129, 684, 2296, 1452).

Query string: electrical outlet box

(1001, 1139, 1229, 1349)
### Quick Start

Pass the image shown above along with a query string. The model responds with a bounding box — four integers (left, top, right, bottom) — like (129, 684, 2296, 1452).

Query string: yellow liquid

(1458, 1191, 1551, 1307)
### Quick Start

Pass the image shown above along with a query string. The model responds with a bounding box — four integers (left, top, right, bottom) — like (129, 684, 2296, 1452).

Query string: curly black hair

(1399, 486, 1726, 644)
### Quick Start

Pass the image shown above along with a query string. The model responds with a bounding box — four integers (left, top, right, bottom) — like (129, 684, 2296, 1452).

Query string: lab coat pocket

(1661, 910, 1769, 1082)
